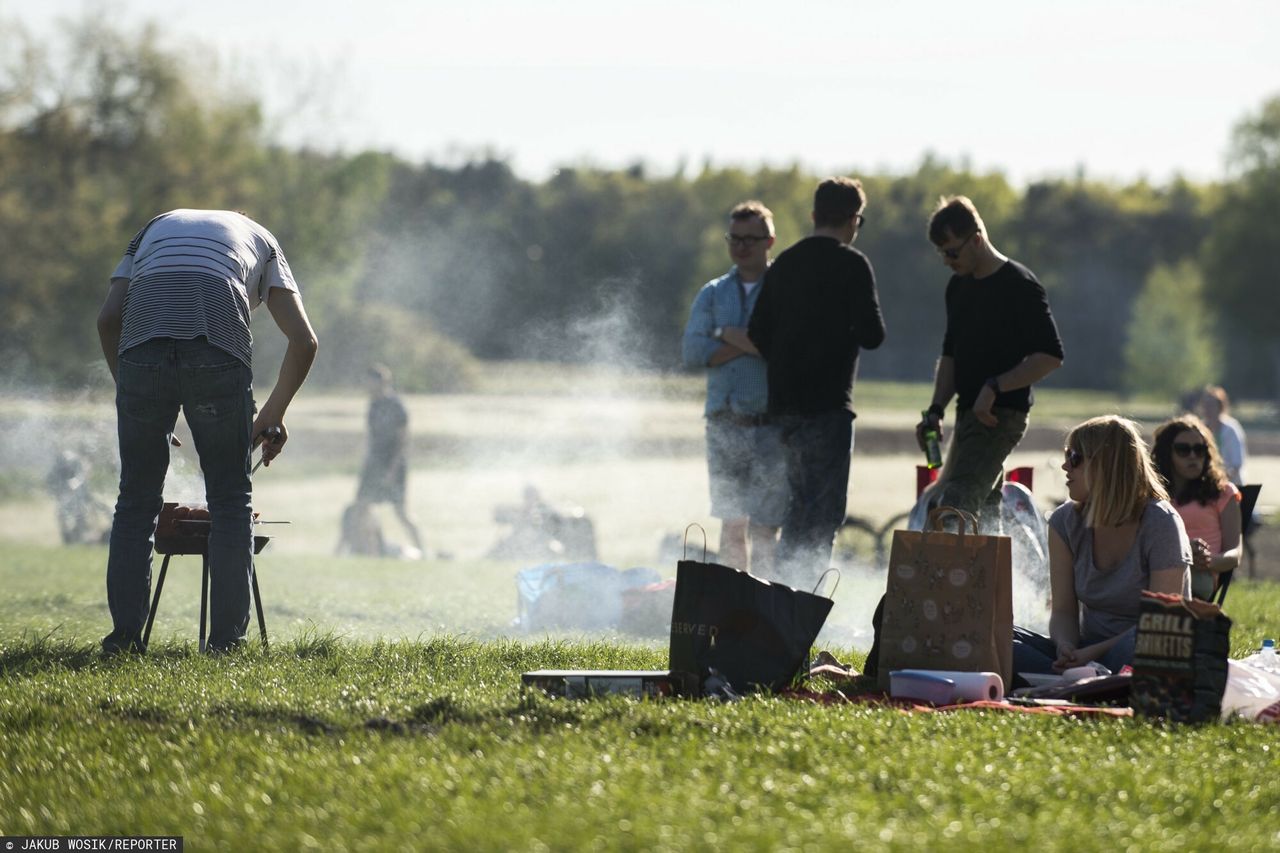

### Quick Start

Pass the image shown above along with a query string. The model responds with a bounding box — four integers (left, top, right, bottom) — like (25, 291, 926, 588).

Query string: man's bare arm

(96, 278, 129, 383)
(719, 327, 759, 356)
(972, 352, 1063, 427)
(929, 355, 957, 410)
(990, 352, 1063, 392)
(253, 288, 319, 465)
(916, 356, 956, 448)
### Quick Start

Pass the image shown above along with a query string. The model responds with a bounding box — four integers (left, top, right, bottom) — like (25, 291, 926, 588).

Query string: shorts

(705, 415, 788, 528)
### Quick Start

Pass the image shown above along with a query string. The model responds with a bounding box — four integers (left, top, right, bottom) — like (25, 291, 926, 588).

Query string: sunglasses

(937, 232, 975, 260)
(1064, 448, 1084, 469)
(1173, 442, 1208, 459)
(725, 233, 770, 247)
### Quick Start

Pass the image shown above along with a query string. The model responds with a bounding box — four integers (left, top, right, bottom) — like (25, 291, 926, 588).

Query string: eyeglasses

(1172, 442, 1208, 459)
(937, 233, 975, 260)
(725, 233, 770, 247)
(853, 213, 866, 228)
(1064, 448, 1084, 469)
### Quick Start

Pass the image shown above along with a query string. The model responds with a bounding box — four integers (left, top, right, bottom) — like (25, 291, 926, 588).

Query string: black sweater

(941, 260, 1064, 412)
(747, 236, 886, 416)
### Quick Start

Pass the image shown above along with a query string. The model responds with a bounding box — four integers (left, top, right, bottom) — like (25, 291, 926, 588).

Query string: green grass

(3, 544, 1280, 849)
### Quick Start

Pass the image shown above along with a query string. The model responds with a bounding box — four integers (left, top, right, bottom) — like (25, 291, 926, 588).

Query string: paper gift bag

(668, 559, 835, 693)
(876, 507, 1013, 690)
(1131, 591, 1231, 723)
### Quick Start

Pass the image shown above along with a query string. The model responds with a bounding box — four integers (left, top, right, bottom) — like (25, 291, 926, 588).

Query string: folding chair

(1213, 483, 1261, 606)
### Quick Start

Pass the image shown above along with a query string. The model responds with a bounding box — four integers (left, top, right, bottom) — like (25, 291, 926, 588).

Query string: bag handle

(812, 568, 840, 599)
(927, 506, 978, 535)
(683, 523, 708, 562)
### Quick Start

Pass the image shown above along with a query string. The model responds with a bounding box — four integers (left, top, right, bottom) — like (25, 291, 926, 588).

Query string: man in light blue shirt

(682, 201, 787, 577)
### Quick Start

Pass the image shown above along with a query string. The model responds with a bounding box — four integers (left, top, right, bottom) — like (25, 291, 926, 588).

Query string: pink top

(1173, 482, 1241, 553)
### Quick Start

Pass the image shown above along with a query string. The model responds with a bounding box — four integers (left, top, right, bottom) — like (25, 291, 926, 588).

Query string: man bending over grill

(96, 209, 319, 654)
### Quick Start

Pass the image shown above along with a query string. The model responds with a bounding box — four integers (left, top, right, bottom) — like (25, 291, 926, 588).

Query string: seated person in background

(1197, 385, 1247, 485)
(1151, 416, 1241, 600)
(335, 501, 422, 560)
(1012, 415, 1191, 679)
(336, 501, 386, 557)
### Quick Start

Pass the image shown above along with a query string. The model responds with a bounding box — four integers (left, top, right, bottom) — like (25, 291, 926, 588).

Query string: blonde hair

(1066, 415, 1168, 527)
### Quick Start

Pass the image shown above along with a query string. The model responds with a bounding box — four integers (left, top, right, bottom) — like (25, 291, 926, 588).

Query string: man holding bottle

(916, 196, 1064, 526)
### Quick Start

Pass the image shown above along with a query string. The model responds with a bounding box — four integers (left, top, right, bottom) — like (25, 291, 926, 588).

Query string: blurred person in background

(1011, 416, 1191, 680)
(1151, 415, 1241, 601)
(96, 209, 318, 654)
(354, 364, 424, 557)
(916, 196, 1064, 528)
(682, 201, 785, 576)
(1197, 385, 1247, 485)
(748, 178, 886, 584)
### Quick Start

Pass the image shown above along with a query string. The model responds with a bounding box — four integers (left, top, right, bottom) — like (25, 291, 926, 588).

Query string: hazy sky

(11, 0, 1280, 183)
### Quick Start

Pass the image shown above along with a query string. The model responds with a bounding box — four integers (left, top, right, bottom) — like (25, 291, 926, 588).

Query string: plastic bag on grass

(1221, 658, 1280, 723)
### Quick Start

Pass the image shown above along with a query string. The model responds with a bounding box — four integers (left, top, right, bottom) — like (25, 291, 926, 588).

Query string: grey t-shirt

(1048, 499, 1192, 641)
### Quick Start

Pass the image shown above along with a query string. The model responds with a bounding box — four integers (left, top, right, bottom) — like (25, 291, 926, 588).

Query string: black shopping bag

(1131, 591, 1231, 724)
(668, 557, 835, 693)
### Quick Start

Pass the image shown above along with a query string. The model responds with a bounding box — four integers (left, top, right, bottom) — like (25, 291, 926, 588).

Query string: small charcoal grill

(143, 502, 283, 651)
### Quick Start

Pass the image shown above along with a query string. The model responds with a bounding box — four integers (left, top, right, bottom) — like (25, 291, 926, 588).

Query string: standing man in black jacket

(748, 177, 886, 584)
(915, 196, 1064, 526)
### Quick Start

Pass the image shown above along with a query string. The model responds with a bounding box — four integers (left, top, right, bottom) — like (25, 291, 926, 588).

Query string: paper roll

(904, 670, 1004, 702)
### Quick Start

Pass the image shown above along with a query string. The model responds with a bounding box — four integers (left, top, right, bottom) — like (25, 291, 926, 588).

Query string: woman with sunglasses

(1151, 416, 1242, 601)
(1011, 416, 1191, 680)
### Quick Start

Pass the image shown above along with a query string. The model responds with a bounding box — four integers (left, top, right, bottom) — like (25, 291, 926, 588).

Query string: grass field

(2, 374, 1279, 848)
(2, 555, 1279, 851)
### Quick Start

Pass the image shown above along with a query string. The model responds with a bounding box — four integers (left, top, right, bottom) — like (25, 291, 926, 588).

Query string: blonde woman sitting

(1011, 416, 1191, 680)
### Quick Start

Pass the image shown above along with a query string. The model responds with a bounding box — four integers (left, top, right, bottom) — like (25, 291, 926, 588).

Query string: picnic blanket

(781, 687, 1132, 718)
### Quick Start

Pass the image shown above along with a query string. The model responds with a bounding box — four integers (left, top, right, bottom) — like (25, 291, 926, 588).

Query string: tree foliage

(1202, 95, 1280, 398)
(1123, 261, 1222, 399)
(3, 15, 1274, 401)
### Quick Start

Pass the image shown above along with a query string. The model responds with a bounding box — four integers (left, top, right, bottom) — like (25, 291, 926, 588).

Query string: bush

(310, 302, 480, 393)
(1123, 261, 1222, 399)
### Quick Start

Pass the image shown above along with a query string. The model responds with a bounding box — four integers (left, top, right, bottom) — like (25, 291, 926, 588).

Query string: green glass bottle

(922, 410, 942, 469)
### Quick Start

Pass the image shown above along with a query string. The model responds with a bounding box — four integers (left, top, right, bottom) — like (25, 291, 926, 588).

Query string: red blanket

(781, 687, 1132, 718)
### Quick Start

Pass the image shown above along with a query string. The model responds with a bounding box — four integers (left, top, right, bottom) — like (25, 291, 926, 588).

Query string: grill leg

(143, 554, 173, 647)
(251, 560, 268, 650)
(199, 553, 210, 653)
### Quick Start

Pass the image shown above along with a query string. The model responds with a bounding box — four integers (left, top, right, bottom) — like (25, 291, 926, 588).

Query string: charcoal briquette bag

(1131, 591, 1231, 724)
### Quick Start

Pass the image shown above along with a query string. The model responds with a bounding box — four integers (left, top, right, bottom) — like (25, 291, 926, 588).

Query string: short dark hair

(812, 177, 866, 228)
(730, 200, 775, 237)
(928, 196, 987, 245)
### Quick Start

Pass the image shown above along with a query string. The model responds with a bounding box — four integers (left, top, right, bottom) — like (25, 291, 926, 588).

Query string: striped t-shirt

(111, 209, 299, 367)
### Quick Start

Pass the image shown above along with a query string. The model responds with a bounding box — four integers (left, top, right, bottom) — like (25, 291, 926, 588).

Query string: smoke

(1, 223, 1057, 660)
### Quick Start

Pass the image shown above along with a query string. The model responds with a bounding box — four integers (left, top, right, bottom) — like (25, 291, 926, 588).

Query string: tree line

(3, 16, 1278, 401)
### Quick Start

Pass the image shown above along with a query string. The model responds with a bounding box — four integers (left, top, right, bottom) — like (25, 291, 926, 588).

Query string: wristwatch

(713, 326, 724, 340)
(985, 376, 1001, 394)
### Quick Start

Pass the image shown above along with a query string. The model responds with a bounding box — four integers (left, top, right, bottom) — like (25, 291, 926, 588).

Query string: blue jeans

(1011, 625, 1137, 683)
(104, 338, 255, 652)
(775, 410, 853, 587)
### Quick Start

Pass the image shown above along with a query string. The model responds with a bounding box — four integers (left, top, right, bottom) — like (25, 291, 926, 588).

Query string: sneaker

(101, 633, 147, 656)
(204, 638, 247, 656)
